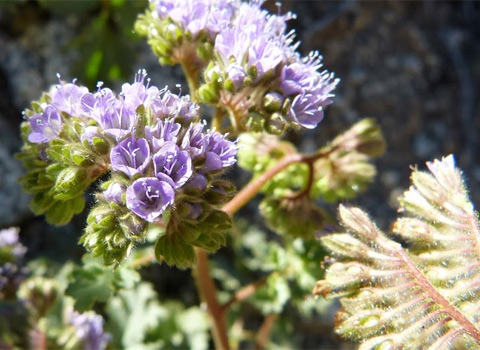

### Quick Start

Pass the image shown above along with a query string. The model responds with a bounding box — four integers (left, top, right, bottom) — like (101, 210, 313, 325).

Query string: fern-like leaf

(316, 155, 480, 349)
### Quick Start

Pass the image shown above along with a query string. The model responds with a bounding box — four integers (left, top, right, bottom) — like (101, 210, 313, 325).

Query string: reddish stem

(194, 248, 230, 350)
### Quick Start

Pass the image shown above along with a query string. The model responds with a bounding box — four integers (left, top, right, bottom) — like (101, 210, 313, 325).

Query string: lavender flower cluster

(141, 0, 339, 131)
(25, 70, 237, 226)
(0, 227, 27, 298)
(67, 308, 110, 350)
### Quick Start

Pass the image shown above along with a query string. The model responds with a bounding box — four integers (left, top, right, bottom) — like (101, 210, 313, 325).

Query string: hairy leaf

(65, 256, 140, 311)
(316, 155, 480, 349)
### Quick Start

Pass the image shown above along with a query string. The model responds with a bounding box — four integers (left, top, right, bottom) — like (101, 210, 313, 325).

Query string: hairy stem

(395, 248, 480, 342)
(222, 153, 303, 216)
(222, 147, 335, 216)
(181, 63, 200, 102)
(194, 248, 230, 350)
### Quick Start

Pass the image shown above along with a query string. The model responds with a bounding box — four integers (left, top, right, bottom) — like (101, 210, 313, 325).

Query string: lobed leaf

(317, 155, 480, 349)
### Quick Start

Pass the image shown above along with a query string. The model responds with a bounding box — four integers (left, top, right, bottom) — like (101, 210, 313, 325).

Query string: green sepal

(30, 192, 55, 215)
(197, 41, 213, 62)
(198, 209, 232, 233)
(52, 167, 88, 200)
(260, 196, 330, 239)
(244, 111, 266, 132)
(45, 196, 85, 226)
(68, 146, 95, 167)
(192, 231, 226, 253)
(155, 234, 196, 269)
(223, 78, 235, 93)
(82, 202, 148, 266)
(203, 179, 236, 205)
(91, 136, 109, 155)
(197, 83, 220, 104)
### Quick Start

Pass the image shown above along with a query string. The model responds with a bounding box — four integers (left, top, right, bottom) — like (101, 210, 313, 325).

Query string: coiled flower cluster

(19, 70, 237, 266)
(136, 0, 339, 133)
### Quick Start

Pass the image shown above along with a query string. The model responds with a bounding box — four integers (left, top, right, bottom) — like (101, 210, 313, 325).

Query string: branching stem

(194, 248, 230, 350)
(221, 276, 268, 312)
(222, 147, 335, 216)
(255, 314, 279, 350)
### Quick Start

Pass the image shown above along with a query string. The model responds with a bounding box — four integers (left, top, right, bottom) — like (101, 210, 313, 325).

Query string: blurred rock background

(0, 0, 479, 348)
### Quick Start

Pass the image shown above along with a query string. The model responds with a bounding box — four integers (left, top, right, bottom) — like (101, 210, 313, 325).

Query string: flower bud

(265, 113, 286, 135)
(263, 92, 284, 113)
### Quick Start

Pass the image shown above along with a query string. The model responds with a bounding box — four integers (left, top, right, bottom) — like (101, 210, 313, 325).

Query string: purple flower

(0, 227, 20, 247)
(68, 309, 110, 350)
(185, 202, 203, 220)
(81, 88, 116, 123)
(50, 80, 89, 117)
(184, 172, 208, 192)
(212, 1, 295, 84)
(81, 126, 101, 145)
(281, 53, 339, 129)
(247, 38, 284, 80)
(181, 122, 207, 158)
(215, 27, 252, 66)
(121, 69, 159, 110)
(226, 63, 246, 88)
(110, 136, 151, 178)
(0, 227, 26, 260)
(153, 142, 193, 188)
(126, 177, 175, 222)
(203, 131, 237, 172)
(28, 106, 63, 143)
(145, 119, 181, 153)
(151, 90, 199, 122)
(153, 0, 239, 39)
(100, 101, 137, 141)
(103, 182, 126, 205)
(82, 88, 137, 141)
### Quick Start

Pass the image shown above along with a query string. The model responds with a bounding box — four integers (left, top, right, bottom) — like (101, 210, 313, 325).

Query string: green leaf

(65, 262, 114, 312)
(155, 234, 196, 269)
(193, 231, 226, 252)
(105, 283, 166, 349)
(260, 196, 331, 239)
(317, 155, 480, 349)
(45, 196, 85, 226)
(252, 273, 290, 315)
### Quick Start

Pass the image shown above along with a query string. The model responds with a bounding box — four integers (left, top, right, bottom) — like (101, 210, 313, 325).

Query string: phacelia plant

(24, 1, 478, 350)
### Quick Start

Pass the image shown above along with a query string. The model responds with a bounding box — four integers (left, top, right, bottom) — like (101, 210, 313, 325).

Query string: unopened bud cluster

(136, 0, 339, 133)
(18, 70, 237, 266)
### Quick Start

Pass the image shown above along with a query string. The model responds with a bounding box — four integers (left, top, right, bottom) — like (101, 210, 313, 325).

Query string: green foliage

(209, 223, 331, 348)
(317, 155, 480, 349)
(236, 119, 384, 240)
(237, 132, 307, 197)
(260, 196, 331, 239)
(65, 255, 140, 311)
(81, 200, 147, 266)
(311, 118, 386, 202)
(106, 282, 210, 350)
(154, 208, 231, 268)
(17, 96, 111, 225)
(39, 0, 147, 87)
